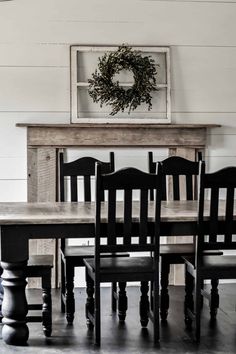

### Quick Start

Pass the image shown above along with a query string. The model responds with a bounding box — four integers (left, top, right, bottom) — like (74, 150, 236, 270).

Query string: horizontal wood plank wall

(0, 0, 235, 286)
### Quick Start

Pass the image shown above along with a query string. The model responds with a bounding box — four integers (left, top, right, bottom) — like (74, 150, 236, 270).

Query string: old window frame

(70, 45, 171, 124)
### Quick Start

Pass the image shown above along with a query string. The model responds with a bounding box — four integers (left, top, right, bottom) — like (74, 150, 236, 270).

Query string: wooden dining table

(0, 200, 226, 345)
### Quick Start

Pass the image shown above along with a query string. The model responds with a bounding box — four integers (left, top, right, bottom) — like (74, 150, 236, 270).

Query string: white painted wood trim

(76, 82, 168, 88)
(166, 48, 171, 121)
(70, 46, 78, 124)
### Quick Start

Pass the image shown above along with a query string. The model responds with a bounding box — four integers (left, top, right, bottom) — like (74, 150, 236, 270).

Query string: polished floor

(1, 284, 236, 353)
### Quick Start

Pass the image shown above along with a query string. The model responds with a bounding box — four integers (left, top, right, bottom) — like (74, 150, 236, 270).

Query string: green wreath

(88, 45, 158, 116)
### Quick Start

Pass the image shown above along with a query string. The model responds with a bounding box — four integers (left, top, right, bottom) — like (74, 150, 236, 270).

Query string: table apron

(0, 224, 95, 262)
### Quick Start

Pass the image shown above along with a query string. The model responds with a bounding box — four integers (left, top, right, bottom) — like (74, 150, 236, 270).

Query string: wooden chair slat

(148, 151, 156, 201)
(124, 189, 132, 245)
(139, 189, 148, 244)
(173, 175, 180, 200)
(70, 176, 78, 202)
(108, 189, 116, 245)
(162, 176, 167, 201)
(84, 175, 91, 201)
(59, 152, 65, 202)
(209, 187, 219, 243)
(225, 187, 235, 245)
(186, 175, 193, 200)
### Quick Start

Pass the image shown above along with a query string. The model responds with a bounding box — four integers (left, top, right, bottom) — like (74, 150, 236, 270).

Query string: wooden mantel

(17, 123, 220, 287)
(17, 123, 219, 148)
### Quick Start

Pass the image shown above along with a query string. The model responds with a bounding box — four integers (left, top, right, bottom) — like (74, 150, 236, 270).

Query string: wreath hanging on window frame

(88, 45, 158, 116)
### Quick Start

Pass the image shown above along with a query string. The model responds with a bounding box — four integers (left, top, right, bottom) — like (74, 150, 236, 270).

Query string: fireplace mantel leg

(27, 147, 58, 288)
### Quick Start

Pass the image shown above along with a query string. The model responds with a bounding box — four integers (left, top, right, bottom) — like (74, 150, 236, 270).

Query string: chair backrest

(59, 152, 115, 202)
(59, 152, 114, 250)
(197, 161, 236, 258)
(148, 151, 202, 201)
(95, 164, 163, 260)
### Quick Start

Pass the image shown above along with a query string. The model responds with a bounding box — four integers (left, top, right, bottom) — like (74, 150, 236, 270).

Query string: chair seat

(84, 256, 153, 274)
(160, 243, 194, 255)
(63, 245, 129, 258)
(63, 245, 94, 257)
(184, 255, 236, 273)
(160, 243, 223, 256)
(27, 255, 54, 269)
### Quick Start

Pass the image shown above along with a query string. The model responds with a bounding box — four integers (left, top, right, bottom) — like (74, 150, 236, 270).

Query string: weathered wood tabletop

(0, 200, 227, 225)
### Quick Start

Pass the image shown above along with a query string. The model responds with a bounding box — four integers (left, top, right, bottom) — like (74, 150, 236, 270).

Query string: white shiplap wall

(0, 0, 235, 285)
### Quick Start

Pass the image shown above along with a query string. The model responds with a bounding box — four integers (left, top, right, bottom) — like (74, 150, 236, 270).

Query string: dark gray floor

(1, 284, 236, 353)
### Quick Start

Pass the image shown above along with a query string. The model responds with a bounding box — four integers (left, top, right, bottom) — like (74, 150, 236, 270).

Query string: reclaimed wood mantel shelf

(16, 123, 219, 147)
(16, 123, 220, 287)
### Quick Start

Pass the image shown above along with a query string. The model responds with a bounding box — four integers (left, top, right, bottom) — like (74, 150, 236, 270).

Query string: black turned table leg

(139, 281, 149, 327)
(42, 271, 52, 337)
(160, 259, 170, 321)
(118, 282, 127, 322)
(1, 261, 29, 345)
(42, 288, 52, 337)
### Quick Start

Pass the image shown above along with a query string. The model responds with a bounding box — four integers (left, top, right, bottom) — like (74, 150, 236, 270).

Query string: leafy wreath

(88, 45, 158, 116)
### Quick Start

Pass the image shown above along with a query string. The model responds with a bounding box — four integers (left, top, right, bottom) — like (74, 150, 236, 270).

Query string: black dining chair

(183, 162, 236, 342)
(0, 254, 53, 337)
(149, 152, 222, 321)
(59, 152, 129, 325)
(83, 164, 162, 345)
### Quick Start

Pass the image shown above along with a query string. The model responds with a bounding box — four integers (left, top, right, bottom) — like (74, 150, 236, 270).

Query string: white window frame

(70, 45, 171, 124)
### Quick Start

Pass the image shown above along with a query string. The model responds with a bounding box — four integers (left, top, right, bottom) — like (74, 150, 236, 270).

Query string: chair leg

(184, 265, 194, 328)
(153, 278, 160, 345)
(65, 263, 75, 325)
(42, 272, 52, 337)
(111, 282, 117, 312)
(85, 269, 94, 329)
(139, 281, 150, 327)
(118, 282, 127, 322)
(200, 279, 204, 310)
(194, 277, 202, 343)
(95, 280, 101, 346)
(210, 279, 219, 321)
(0, 272, 3, 321)
(160, 258, 170, 321)
(61, 258, 65, 313)
(150, 280, 153, 311)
